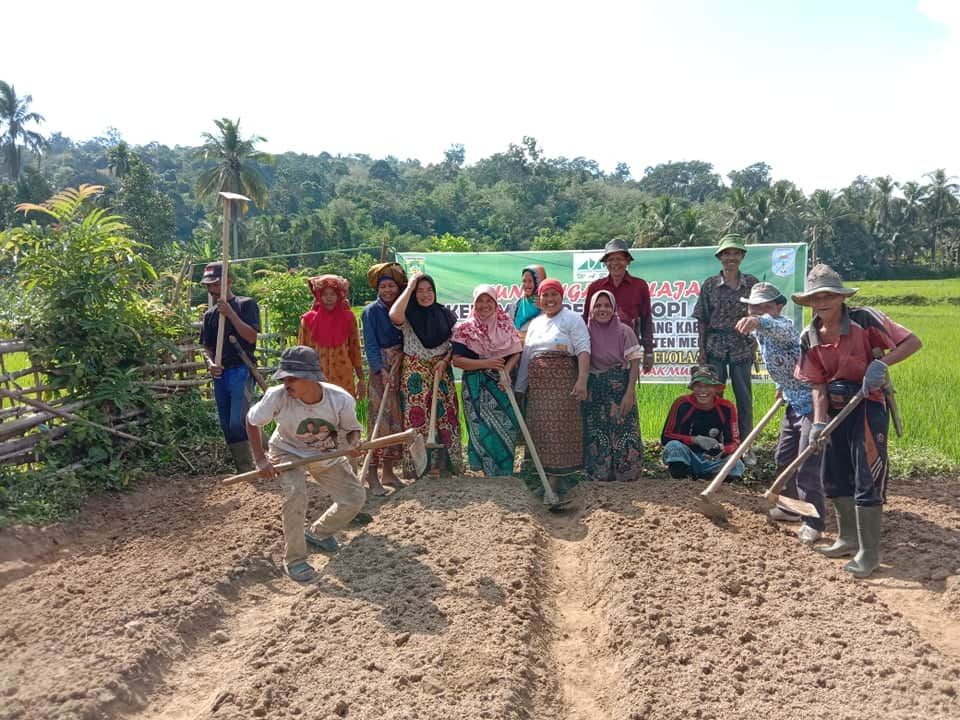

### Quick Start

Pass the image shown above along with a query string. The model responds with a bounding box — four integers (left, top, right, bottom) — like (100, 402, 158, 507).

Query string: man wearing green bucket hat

(692, 234, 758, 463)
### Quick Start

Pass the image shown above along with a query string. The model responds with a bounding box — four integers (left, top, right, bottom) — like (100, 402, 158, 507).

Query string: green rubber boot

(816, 496, 859, 558)
(228, 441, 255, 473)
(844, 505, 882, 578)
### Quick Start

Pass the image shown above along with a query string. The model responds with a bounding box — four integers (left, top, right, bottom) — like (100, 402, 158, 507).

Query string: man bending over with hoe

(661, 365, 744, 482)
(793, 265, 921, 578)
(735, 282, 825, 545)
(246, 346, 366, 583)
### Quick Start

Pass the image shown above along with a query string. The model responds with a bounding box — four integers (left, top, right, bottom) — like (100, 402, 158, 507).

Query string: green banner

(398, 244, 807, 382)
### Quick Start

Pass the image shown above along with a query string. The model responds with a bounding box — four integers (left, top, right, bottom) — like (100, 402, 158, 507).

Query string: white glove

(692, 435, 722, 452)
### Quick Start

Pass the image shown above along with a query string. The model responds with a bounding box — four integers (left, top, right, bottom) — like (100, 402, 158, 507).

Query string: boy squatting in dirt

(246, 345, 366, 583)
(793, 264, 921, 579)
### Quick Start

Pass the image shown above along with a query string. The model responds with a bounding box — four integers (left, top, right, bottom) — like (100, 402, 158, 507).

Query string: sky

(2, 0, 958, 192)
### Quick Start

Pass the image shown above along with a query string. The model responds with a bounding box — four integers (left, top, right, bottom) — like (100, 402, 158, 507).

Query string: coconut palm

(107, 141, 133, 179)
(0, 81, 47, 180)
(193, 118, 272, 209)
(922, 169, 960, 267)
(803, 190, 854, 265)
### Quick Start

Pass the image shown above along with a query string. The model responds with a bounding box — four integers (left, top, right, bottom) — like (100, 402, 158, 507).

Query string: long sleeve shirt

(752, 314, 813, 417)
(361, 299, 403, 373)
(661, 394, 740, 456)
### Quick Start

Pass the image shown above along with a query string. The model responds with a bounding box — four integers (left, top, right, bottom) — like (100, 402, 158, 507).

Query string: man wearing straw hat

(246, 346, 366, 583)
(735, 282, 824, 544)
(793, 264, 921, 578)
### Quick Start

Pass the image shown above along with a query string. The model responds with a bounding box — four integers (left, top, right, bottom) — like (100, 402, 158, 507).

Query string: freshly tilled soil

(1, 468, 957, 720)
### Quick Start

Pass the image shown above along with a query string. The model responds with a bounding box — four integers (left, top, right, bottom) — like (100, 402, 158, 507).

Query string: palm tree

(193, 118, 272, 208)
(803, 190, 853, 265)
(107, 141, 133, 179)
(638, 195, 680, 247)
(0, 81, 47, 180)
(922, 169, 960, 267)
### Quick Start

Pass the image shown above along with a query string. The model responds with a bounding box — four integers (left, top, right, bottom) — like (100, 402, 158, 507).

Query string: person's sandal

(305, 531, 339, 553)
(284, 560, 318, 583)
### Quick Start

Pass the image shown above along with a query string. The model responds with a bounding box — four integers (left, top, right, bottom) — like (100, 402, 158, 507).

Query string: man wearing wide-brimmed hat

(246, 346, 366, 583)
(581, 238, 655, 373)
(692, 234, 759, 462)
(793, 264, 922, 578)
(735, 282, 825, 544)
(660, 365, 745, 482)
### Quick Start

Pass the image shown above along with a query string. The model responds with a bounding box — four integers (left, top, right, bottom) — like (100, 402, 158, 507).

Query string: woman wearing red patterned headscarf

(298, 275, 366, 399)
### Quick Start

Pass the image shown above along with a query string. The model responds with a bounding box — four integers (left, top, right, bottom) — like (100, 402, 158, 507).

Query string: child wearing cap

(794, 264, 921, 578)
(735, 282, 825, 544)
(246, 345, 366, 583)
(660, 365, 744, 481)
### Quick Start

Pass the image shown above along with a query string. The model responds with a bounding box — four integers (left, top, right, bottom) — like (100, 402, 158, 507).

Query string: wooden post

(214, 197, 232, 367)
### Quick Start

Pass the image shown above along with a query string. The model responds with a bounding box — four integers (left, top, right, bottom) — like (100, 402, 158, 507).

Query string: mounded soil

(1, 465, 958, 719)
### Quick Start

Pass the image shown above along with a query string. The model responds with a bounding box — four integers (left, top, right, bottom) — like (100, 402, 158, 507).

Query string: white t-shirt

(247, 383, 363, 464)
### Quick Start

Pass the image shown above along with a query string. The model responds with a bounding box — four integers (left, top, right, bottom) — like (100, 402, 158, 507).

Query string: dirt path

(1, 472, 958, 720)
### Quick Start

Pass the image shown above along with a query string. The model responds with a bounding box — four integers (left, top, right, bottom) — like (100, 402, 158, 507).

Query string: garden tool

(870, 348, 903, 437)
(223, 428, 426, 485)
(499, 369, 563, 508)
(0, 387, 196, 472)
(358, 356, 402, 484)
(228, 335, 268, 391)
(696, 396, 785, 520)
(762, 390, 868, 517)
(425, 360, 446, 452)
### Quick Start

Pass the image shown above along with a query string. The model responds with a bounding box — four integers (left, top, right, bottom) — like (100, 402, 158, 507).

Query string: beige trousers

(269, 451, 366, 565)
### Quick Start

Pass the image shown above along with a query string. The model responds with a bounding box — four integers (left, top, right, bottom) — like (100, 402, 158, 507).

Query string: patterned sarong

(583, 366, 642, 481)
(525, 352, 583, 474)
(461, 369, 519, 476)
(400, 352, 463, 475)
(367, 346, 403, 464)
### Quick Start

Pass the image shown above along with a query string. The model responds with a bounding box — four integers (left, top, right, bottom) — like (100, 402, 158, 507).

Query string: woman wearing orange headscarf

(298, 275, 366, 399)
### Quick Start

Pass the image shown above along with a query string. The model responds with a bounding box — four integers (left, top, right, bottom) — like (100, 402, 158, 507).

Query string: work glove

(692, 435, 722, 453)
(862, 359, 888, 394)
(808, 422, 827, 450)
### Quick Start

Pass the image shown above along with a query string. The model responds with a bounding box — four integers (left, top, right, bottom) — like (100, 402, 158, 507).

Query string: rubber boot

(844, 505, 881, 578)
(816, 496, 858, 558)
(228, 441, 255, 473)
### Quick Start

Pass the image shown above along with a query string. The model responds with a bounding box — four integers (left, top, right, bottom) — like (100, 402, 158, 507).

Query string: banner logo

(572, 252, 606, 282)
(771, 247, 796, 278)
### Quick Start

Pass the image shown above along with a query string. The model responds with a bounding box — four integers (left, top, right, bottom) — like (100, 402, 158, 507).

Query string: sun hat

(600, 237, 635, 263)
(740, 282, 787, 306)
(688, 364, 724, 389)
(715, 234, 747, 257)
(272, 345, 326, 382)
(790, 264, 858, 306)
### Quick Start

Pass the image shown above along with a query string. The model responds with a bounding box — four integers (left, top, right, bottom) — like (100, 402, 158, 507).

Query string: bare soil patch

(1, 469, 958, 719)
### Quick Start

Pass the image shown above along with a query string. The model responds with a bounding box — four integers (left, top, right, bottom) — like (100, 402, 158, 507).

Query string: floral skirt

(462, 369, 518, 476)
(400, 352, 462, 475)
(367, 346, 403, 464)
(525, 352, 582, 474)
(584, 366, 642, 481)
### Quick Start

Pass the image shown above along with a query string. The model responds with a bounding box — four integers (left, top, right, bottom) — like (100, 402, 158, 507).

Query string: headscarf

(538, 278, 564, 299)
(405, 274, 457, 349)
(302, 275, 355, 348)
(367, 262, 407, 290)
(452, 285, 522, 359)
(513, 265, 545, 330)
(587, 290, 642, 372)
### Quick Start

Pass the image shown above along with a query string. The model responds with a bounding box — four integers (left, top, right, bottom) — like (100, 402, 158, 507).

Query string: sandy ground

(1, 467, 958, 720)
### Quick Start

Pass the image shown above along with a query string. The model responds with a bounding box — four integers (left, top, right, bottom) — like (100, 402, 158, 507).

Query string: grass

(854, 278, 960, 305)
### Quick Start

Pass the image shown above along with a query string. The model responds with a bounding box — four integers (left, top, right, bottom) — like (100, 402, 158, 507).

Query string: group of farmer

(198, 234, 921, 583)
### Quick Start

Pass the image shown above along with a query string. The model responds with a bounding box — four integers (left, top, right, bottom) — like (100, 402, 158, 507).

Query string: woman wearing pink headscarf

(452, 285, 523, 477)
(583, 290, 644, 481)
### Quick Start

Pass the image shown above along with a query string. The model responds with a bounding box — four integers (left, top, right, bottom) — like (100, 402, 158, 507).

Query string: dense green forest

(3, 81, 960, 294)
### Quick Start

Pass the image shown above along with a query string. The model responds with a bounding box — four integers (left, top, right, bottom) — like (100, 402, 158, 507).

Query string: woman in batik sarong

(361, 262, 407, 495)
(515, 279, 590, 492)
(299, 275, 365, 399)
(583, 290, 643, 481)
(452, 284, 523, 477)
(389, 271, 462, 476)
(505, 264, 546, 343)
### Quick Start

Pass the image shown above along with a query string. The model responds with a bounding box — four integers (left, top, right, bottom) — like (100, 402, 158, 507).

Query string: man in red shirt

(794, 264, 921, 578)
(581, 238, 654, 373)
(660, 365, 743, 481)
